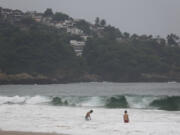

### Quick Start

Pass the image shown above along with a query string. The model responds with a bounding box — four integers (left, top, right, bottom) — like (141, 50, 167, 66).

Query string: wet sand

(0, 131, 66, 135)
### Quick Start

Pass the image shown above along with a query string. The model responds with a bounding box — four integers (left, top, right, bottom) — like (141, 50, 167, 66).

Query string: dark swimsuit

(124, 120, 129, 123)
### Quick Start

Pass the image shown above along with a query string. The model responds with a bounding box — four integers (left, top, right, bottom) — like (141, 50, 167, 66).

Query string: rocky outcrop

(0, 73, 51, 84)
(0, 72, 102, 84)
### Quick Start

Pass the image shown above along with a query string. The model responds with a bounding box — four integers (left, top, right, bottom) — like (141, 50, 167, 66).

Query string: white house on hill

(70, 40, 85, 56)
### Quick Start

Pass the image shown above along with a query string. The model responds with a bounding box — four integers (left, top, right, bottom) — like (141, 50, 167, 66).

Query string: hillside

(0, 7, 180, 83)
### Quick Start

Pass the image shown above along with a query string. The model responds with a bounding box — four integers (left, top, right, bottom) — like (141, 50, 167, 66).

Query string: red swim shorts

(124, 120, 129, 123)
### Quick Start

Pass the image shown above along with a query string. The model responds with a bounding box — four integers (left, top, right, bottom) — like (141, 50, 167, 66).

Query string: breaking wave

(150, 96, 180, 111)
(0, 95, 180, 111)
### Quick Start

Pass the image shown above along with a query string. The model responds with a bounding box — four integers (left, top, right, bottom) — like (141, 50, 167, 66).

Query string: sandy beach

(0, 131, 65, 135)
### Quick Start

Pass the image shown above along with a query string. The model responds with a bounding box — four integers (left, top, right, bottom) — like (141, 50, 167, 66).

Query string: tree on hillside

(131, 34, 139, 40)
(44, 8, 53, 17)
(167, 34, 179, 46)
(21, 17, 36, 25)
(75, 19, 91, 34)
(53, 12, 69, 21)
(100, 19, 106, 26)
(102, 25, 122, 40)
(123, 32, 130, 39)
(95, 17, 100, 26)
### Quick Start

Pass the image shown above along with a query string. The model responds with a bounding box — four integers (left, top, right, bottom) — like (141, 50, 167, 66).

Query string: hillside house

(67, 28, 84, 35)
(55, 22, 64, 28)
(70, 40, 85, 56)
(32, 15, 42, 22)
(0, 8, 23, 22)
(81, 35, 89, 41)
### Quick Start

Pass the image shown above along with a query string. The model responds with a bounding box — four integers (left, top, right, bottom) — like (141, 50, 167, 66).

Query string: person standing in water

(123, 110, 129, 123)
(85, 110, 93, 121)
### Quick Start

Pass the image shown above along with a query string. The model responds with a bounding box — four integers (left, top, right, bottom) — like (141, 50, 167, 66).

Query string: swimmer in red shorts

(123, 110, 129, 123)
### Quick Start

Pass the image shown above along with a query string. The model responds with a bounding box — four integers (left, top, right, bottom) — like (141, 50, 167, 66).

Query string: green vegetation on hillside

(0, 8, 180, 83)
(83, 25, 180, 81)
(0, 18, 86, 80)
(53, 12, 70, 21)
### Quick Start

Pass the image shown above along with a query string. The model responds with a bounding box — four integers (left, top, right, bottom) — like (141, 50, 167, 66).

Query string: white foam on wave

(125, 95, 158, 109)
(76, 96, 105, 107)
(0, 95, 51, 105)
(25, 96, 51, 105)
(0, 95, 26, 104)
(0, 104, 180, 135)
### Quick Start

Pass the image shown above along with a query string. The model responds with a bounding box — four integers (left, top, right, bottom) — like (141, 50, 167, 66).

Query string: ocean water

(0, 82, 180, 135)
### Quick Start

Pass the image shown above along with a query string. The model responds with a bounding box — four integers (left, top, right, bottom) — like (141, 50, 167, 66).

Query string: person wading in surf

(123, 110, 129, 123)
(85, 110, 93, 121)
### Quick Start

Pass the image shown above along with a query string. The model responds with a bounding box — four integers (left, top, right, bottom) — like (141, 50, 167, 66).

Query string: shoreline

(0, 72, 180, 85)
(0, 80, 179, 85)
(0, 130, 66, 135)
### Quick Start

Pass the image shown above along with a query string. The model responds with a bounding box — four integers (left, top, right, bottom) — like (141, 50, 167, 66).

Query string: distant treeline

(0, 9, 180, 83)
(84, 30, 180, 81)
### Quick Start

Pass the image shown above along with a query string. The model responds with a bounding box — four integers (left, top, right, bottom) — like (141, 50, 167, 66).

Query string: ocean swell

(150, 96, 180, 111)
(0, 95, 180, 111)
(105, 96, 129, 108)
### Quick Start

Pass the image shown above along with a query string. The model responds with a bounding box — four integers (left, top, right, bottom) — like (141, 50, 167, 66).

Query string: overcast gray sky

(0, 0, 180, 37)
